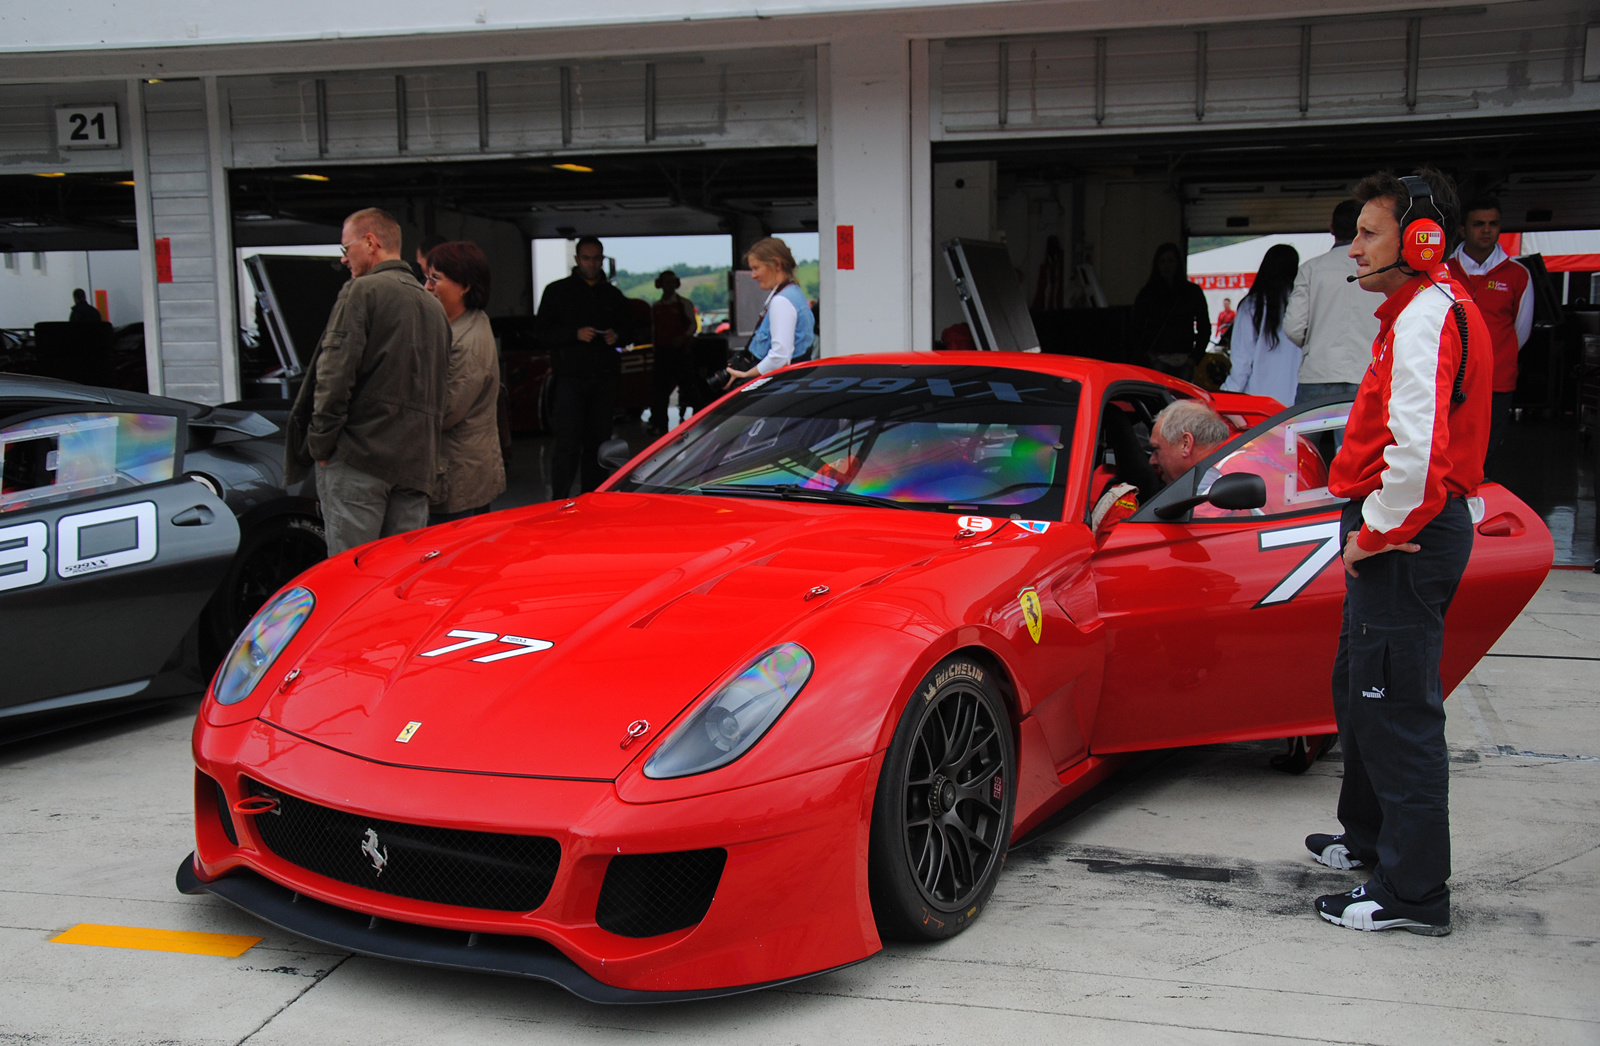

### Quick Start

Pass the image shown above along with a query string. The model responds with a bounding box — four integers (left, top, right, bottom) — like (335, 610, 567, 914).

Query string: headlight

(212, 587, 315, 706)
(644, 643, 814, 779)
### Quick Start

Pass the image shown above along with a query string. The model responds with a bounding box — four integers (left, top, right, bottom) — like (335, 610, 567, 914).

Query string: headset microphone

(1347, 260, 1405, 283)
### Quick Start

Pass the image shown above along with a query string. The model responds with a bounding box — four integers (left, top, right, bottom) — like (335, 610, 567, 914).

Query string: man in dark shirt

(649, 270, 698, 435)
(69, 289, 101, 324)
(536, 237, 636, 498)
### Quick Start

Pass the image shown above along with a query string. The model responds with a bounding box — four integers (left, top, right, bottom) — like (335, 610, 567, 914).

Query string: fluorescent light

(292, 173, 330, 182)
(552, 163, 594, 173)
(35, 172, 67, 179)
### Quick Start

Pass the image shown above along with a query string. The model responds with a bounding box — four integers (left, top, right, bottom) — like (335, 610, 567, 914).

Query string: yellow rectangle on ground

(51, 923, 261, 957)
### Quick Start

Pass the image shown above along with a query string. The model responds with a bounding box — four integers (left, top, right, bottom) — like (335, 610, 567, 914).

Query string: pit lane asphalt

(2, 571, 1596, 1046)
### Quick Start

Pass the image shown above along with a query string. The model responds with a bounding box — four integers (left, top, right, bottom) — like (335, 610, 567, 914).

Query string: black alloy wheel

(869, 656, 1015, 941)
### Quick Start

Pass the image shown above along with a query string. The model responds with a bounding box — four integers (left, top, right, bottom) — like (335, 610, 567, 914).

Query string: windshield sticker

(742, 376, 773, 391)
(750, 374, 1055, 402)
(957, 515, 996, 532)
(1009, 520, 1051, 535)
(1019, 588, 1043, 644)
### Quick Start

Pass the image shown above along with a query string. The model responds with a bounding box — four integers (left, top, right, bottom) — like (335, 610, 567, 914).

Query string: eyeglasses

(339, 236, 368, 257)
(424, 273, 442, 285)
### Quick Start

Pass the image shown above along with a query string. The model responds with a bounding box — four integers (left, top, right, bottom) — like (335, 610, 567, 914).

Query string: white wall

(0, 251, 142, 329)
(8, 0, 984, 52)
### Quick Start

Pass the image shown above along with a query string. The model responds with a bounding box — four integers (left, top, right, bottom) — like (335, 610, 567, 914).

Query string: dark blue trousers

(1331, 497, 1472, 923)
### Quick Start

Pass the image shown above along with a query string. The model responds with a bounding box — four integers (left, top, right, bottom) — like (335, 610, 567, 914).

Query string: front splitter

(176, 855, 863, 1004)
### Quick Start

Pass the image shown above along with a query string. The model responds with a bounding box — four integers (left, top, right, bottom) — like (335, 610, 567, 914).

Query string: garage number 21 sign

(55, 105, 119, 149)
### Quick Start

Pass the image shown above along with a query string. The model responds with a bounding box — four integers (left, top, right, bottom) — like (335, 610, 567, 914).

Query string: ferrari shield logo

(395, 721, 421, 743)
(1019, 588, 1043, 644)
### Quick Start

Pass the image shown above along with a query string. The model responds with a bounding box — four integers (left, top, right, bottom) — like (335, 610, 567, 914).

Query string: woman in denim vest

(725, 237, 815, 383)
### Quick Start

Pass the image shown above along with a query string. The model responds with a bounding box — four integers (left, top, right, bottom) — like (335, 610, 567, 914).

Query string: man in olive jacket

(286, 207, 451, 555)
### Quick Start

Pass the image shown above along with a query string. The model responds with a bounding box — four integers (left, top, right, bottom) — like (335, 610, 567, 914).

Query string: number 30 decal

(1255, 520, 1342, 607)
(0, 502, 157, 594)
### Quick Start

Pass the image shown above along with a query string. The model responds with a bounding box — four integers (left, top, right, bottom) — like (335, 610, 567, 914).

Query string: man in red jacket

(1307, 168, 1490, 937)
(1447, 196, 1533, 470)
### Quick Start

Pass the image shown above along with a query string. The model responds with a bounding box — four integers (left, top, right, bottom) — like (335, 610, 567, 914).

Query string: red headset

(1397, 175, 1447, 271)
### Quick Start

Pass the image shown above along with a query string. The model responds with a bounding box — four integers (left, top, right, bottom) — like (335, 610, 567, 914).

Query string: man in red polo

(1307, 167, 1490, 937)
(1447, 196, 1532, 470)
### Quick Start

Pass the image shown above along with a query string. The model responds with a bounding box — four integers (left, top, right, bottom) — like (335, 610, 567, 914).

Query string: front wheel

(869, 656, 1015, 941)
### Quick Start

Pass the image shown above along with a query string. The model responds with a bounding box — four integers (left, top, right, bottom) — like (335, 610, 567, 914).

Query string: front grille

(244, 778, 560, 912)
(209, 773, 238, 846)
(596, 848, 726, 938)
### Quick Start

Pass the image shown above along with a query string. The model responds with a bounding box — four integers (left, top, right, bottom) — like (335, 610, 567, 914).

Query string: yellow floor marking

(50, 923, 261, 957)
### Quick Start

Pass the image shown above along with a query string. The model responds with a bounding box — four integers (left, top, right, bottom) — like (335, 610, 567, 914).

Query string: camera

(704, 350, 759, 393)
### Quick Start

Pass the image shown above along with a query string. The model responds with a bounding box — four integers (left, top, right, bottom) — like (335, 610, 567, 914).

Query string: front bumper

(187, 717, 881, 996)
(176, 856, 863, 1003)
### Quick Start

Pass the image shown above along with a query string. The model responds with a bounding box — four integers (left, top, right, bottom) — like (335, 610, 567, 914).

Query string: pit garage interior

(1, 2, 1598, 562)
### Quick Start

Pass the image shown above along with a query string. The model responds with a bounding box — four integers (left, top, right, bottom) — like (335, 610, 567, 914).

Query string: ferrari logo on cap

(395, 721, 421, 743)
(1019, 588, 1043, 644)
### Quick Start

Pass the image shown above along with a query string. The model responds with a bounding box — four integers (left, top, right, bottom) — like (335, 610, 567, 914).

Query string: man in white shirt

(1286, 200, 1382, 404)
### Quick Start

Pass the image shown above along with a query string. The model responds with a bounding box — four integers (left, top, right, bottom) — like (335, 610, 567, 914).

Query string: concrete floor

(1, 570, 1596, 1044)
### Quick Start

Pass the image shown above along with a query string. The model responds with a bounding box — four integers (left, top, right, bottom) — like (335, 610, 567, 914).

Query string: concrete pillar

(817, 36, 931, 358)
(131, 78, 234, 403)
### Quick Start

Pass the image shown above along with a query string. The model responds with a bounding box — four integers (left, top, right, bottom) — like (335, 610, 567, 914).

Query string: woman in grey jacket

(423, 241, 507, 523)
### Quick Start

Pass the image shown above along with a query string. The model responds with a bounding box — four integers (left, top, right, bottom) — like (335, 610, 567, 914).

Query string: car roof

(0, 372, 203, 418)
(777, 350, 1201, 393)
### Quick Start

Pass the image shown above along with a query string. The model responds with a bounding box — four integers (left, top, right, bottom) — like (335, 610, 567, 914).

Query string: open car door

(1089, 399, 1361, 751)
(1086, 395, 1551, 754)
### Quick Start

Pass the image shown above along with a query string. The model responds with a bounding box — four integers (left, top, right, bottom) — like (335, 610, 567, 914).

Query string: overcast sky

(601, 233, 819, 274)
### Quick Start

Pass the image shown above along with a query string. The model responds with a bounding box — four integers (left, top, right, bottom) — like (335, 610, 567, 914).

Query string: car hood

(261, 492, 981, 780)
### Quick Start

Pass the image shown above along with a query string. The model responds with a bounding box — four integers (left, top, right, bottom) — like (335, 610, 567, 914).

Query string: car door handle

(1477, 512, 1525, 537)
(171, 505, 216, 526)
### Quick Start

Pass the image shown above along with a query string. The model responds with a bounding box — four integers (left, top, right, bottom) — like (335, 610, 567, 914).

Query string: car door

(0, 402, 239, 714)
(1088, 399, 1353, 752)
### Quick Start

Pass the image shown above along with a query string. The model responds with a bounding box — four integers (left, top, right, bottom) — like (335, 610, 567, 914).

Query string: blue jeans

(1296, 382, 1359, 404)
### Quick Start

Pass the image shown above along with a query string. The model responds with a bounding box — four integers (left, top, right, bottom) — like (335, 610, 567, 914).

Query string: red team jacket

(1328, 267, 1491, 553)
(1447, 246, 1533, 394)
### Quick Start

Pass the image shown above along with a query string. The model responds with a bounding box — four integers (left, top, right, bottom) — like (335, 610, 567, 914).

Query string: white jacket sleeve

(1514, 263, 1535, 348)
(756, 294, 799, 374)
(1284, 264, 1312, 348)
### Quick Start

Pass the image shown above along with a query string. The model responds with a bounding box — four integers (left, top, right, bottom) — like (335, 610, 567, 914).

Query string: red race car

(179, 353, 1551, 1002)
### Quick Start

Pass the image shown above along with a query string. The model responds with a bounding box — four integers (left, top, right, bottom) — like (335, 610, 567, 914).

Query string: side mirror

(1154, 471, 1267, 520)
(597, 438, 633, 471)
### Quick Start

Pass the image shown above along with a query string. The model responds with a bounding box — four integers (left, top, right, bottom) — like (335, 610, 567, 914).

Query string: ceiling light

(7, 220, 43, 227)
(35, 172, 67, 179)
(292, 173, 330, 182)
(552, 163, 594, 173)
(117, 180, 136, 187)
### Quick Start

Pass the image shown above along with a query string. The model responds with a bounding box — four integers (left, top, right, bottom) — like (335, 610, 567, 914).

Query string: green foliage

(615, 259, 820, 314)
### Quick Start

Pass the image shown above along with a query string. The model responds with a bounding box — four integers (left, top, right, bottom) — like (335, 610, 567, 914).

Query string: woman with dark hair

(424, 241, 506, 523)
(1223, 243, 1302, 406)
(1131, 242, 1211, 381)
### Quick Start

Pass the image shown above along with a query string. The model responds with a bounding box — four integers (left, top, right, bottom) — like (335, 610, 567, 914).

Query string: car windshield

(615, 363, 1079, 518)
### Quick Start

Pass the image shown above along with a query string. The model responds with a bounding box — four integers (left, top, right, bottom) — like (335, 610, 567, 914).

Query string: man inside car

(1092, 399, 1229, 535)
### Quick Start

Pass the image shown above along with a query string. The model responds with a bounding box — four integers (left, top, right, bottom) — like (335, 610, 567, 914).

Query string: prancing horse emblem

(361, 828, 389, 876)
